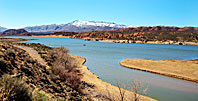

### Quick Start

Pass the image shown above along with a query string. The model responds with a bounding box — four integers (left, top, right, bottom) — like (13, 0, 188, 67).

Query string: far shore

(31, 35, 198, 45)
(120, 58, 198, 83)
(31, 35, 71, 38)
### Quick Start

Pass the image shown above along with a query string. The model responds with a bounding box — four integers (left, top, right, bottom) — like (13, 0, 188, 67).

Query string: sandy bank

(120, 58, 198, 83)
(71, 55, 156, 101)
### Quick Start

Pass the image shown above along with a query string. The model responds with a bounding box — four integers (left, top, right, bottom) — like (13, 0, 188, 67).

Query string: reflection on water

(7, 36, 198, 101)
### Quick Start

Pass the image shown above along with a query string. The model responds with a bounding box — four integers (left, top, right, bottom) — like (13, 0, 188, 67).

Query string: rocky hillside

(0, 43, 89, 100)
(1, 29, 30, 36)
(70, 26, 198, 42)
(116, 26, 198, 32)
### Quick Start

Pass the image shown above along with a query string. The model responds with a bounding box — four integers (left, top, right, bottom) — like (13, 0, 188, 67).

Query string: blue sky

(0, 0, 197, 28)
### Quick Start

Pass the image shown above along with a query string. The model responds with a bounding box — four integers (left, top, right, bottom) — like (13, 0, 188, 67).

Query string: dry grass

(120, 58, 198, 82)
(0, 75, 32, 101)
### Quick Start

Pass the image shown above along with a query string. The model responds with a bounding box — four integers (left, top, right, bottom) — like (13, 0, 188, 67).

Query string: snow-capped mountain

(24, 20, 132, 32)
(0, 26, 7, 32)
(69, 20, 132, 28)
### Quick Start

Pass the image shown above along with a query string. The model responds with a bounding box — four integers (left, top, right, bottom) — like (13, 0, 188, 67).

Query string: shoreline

(99, 39, 198, 45)
(0, 37, 37, 42)
(120, 58, 198, 83)
(31, 35, 198, 45)
(71, 55, 156, 101)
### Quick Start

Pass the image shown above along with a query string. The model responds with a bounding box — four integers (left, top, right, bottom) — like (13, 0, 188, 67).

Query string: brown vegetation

(48, 47, 83, 91)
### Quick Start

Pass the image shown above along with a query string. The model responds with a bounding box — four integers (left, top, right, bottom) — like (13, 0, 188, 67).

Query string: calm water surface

(7, 36, 198, 101)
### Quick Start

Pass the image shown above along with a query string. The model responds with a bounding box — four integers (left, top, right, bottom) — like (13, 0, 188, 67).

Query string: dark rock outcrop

(1, 29, 30, 36)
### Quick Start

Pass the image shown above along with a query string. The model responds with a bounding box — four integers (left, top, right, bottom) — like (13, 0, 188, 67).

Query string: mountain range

(1, 20, 198, 33)
(23, 20, 132, 32)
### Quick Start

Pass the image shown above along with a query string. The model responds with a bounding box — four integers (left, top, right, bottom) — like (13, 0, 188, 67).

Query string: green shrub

(32, 91, 51, 101)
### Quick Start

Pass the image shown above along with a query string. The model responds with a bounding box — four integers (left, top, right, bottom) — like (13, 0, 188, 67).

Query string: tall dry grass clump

(0, 75, 32, 101)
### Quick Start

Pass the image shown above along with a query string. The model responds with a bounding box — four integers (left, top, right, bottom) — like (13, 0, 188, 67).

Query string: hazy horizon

(0, 0, 198, 29)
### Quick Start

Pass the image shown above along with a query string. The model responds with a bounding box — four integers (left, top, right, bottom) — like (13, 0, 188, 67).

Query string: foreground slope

(0, 43, 88, 100)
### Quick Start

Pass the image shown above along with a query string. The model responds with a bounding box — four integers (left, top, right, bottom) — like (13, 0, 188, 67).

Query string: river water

(6, 36, 198, 101)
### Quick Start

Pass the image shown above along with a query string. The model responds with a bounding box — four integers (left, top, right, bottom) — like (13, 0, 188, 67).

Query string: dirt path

(14, 45, 48, 66)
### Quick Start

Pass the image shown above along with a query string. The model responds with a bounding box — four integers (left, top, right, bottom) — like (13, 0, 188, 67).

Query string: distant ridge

(115, 26, 198, 32)
(71, 26, 198, 42)
(23, 20, 132, 32)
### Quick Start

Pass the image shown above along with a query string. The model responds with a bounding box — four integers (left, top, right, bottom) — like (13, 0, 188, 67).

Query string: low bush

(48, 47, 82, 91)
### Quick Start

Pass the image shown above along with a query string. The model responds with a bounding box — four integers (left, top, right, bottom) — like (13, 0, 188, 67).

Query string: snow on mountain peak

(69, 20, 132, 28)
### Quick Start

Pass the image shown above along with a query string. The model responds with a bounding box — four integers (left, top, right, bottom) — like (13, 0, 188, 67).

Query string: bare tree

(105, 81, 126, 101)
(117, 81, 126, 101)
(131, 79, 147, 101)
(105, 79, 147, 101)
